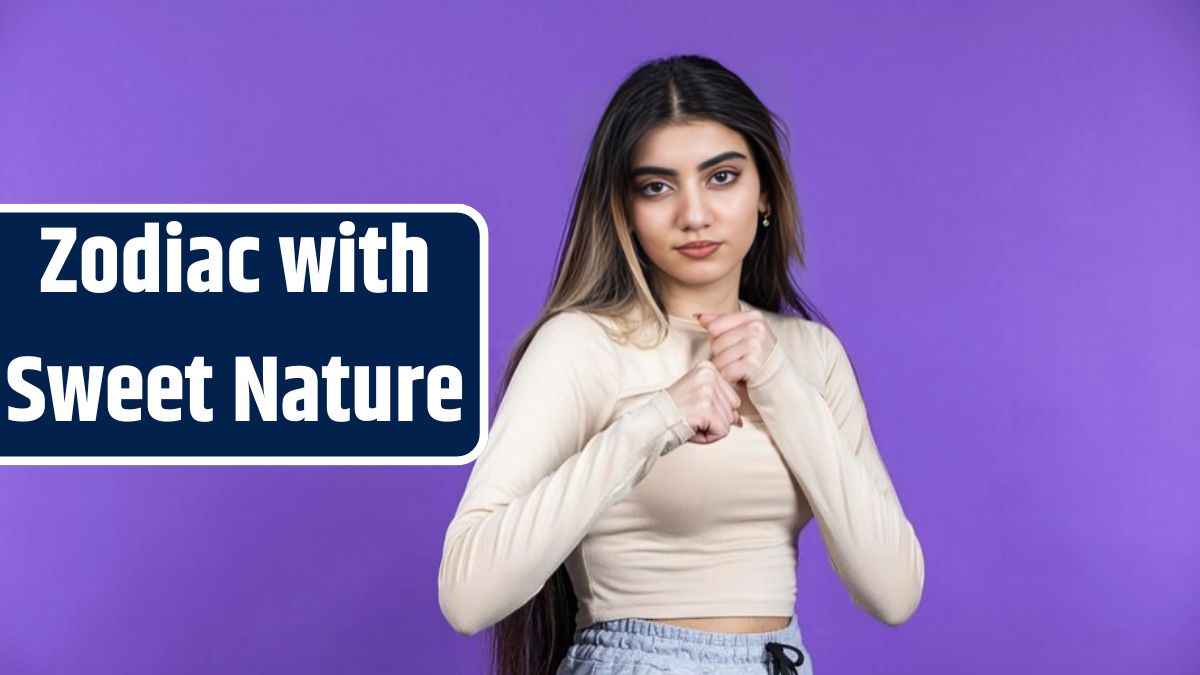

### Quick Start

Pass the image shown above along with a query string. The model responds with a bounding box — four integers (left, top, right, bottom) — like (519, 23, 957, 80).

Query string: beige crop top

(438, 299, 925, 635)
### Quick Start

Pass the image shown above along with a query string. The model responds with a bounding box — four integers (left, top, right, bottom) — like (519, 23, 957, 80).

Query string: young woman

(438, 54, 925, 675)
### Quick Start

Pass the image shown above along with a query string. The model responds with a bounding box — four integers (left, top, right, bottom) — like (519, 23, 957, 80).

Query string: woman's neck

(655, 279, 742, 320)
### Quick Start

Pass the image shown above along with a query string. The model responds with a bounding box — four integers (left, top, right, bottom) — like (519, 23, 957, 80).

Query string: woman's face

(627, 119, 768, 295)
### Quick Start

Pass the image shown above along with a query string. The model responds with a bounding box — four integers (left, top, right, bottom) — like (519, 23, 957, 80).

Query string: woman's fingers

(711, 367, 743, 427)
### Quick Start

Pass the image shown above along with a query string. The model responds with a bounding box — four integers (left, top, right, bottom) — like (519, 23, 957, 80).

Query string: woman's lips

(677, 242, 721, 259)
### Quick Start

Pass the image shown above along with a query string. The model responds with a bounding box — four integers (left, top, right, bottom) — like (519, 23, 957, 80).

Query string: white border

(0, 204, 489, 466)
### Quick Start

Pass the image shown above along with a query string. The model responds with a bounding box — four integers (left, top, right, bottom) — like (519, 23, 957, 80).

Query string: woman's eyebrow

(630, 151, 747, 178)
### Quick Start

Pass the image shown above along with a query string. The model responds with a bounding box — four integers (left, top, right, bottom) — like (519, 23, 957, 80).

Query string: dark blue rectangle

(0, 208, 484, 460)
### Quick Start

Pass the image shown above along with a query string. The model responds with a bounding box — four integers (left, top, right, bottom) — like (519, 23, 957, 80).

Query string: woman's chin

(665, 267, 736, 287)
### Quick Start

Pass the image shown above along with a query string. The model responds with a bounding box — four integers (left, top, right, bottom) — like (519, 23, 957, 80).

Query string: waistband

(571, 615, 805, 667)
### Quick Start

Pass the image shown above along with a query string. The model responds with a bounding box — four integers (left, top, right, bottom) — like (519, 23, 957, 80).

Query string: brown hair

(489, 54, 828, 675)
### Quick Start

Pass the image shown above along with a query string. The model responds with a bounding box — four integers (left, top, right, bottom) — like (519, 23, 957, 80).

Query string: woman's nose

(678, 184, 712, 231)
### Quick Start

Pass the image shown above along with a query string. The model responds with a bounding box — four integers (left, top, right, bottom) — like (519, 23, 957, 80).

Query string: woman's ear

(758, 191, 770, 215)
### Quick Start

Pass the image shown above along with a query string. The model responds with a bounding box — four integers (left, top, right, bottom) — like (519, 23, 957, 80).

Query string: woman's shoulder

(510, 310, 624, 396)
(523, 309, 622, 364)
(538, 305, 661, 349)
(533, 308, 618, 342)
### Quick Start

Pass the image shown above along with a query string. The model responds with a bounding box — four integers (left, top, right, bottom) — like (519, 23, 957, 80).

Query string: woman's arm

(746, 321, 925, 626)
(437, 312, 694, 636)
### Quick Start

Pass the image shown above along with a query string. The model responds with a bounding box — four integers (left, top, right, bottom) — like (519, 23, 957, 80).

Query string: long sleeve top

(437, 299, 925, 635)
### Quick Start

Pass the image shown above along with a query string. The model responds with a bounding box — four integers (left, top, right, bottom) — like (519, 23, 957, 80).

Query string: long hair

(489, 54, 829, 675)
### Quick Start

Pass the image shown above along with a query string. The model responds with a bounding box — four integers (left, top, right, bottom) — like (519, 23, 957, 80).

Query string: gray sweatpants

(554, 615, 814, 674)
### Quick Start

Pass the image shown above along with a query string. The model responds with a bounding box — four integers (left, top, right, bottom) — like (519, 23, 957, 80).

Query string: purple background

(1, 1, 1196, 673)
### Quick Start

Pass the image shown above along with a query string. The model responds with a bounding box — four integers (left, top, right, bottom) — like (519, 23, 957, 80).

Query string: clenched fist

(696, 309, 778, 385)
(665, 361, 744, 444)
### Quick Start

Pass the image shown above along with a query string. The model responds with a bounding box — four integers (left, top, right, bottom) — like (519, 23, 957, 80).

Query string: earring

(760, 212, 770, 227)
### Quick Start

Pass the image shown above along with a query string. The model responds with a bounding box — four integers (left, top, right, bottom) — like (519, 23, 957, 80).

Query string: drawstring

(764, 641, 805, 674)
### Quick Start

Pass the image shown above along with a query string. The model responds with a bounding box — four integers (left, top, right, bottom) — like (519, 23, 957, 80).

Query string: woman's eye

(711, 170, 739, 185)
(641, 182, 668, 197)
(639, 172, 736, 197)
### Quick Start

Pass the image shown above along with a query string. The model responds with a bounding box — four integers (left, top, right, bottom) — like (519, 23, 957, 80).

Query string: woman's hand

(695, 309, 779, 385)
(665, 361, 744, 444)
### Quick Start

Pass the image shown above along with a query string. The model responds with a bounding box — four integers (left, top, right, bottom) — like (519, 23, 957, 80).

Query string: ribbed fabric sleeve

(745, 322, 925, 626)
(437, 312, 695, 636)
